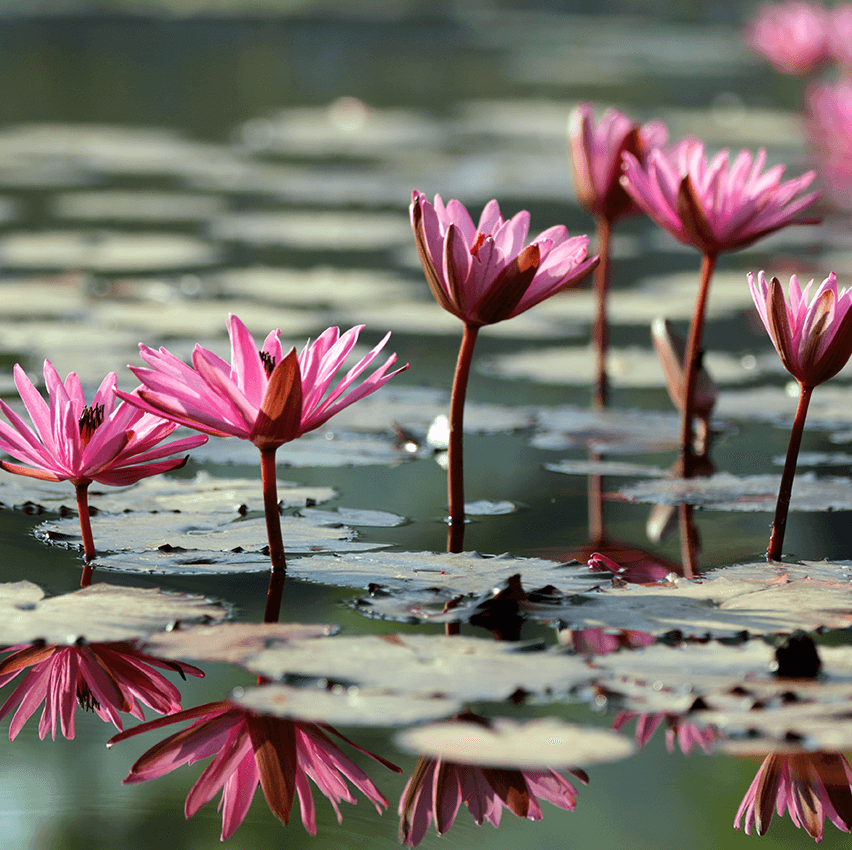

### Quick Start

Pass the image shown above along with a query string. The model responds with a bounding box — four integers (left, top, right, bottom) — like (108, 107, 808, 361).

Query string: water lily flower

(744, 1, 830, 75)
(805, 80, 852, 211)
(612, 711, 715, 756)
(569, 102, 667, 223)
(735, 752, 852, 840)
(109, 700, 400, 841)
(0, 641, 203, 740)
(399, 751, 586, 847)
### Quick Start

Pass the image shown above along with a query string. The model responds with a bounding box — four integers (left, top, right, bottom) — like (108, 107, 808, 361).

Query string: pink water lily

(0, 361, 207, 487)
(611, 711, 715, 757)
(119, 315, 406, 451)
(569, 102, 667, 223)
(410, 191, 598, 328)
(621, 140, 819, 256)
(109, 700, 400, 841)
(805, 80, 852, 211)
(744, 1, 830, 75)
(735, 752, 852, 841)
(0, 641, 203, 740)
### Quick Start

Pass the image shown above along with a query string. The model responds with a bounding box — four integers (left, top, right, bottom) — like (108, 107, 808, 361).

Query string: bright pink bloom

(569, 102, 667, 222)
(735, 752, 852, 840)
(0, 641, 203, 740)
(399, 749, 586, 846)
(612, 711, 715, 756)
(109, 700, 400, 840)
(805, 80, 852, 209)
(621, 140, 819, 256)
(828, 4, 852, 66)
(744, 1, 830, 75)
(0, 361, 207, 486)
(567, 629, 656, 655)
(748, 271, 852, 387)
(410, 191, 598, 327)
(118, 315, 406, 451)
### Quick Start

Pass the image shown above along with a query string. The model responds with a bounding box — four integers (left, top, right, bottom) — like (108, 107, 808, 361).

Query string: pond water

(1, 3, 852, 850)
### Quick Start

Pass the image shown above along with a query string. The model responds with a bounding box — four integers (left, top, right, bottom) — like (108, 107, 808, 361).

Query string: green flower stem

(260, 446, 286, 623)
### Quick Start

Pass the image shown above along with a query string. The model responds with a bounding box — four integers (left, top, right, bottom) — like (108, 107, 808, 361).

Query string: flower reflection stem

(678, 503, 697, 580)
(679, 252, 717, 477)
(447, 323, 479, 554)
(767, 382, 813, 561)
(260, 446, 286, 622)
(76, 481, 95, 587)
(593, 216, 612, 409)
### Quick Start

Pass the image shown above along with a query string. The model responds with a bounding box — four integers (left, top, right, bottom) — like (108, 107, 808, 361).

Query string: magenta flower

(611, 711, 715, 757)
(399, 753, 586, 847)
(0, 641, 203, 740)
(119, 315, 406, 452)
(748, 271, 852, 388)
(829, 4, 852, 67)
(621, 140, 819, 256)
(569, 102, 667, 223)
(0, 361, 207, 487)
(805, 80, 852, 210)
(735, 752, 852, 840)
(109, 700, 400, 841)
(744, 1, 829, 75)
(410, 191, 598, 328)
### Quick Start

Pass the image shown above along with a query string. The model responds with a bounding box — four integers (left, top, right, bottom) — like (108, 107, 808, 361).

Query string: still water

(0, 3, 849, 850)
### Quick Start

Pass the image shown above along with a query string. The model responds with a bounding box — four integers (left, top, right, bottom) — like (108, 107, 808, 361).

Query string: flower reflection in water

(109, 699, 401, 840)
(735, 751, 852, 841)
(0, 641, 203, 740)
(398, 712, 587, 847)
(611, 711, 715, 757)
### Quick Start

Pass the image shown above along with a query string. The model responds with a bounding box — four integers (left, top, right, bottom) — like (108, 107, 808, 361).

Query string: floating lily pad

(0, 581, 227, 645)
(396, 716, 635, 768)
(236, 682, 461, 727)
(298, 507, 406, 527)
(775, 452, 852, 468)
(53, 190, 226, 222)
(545, 459, 669, 478)
(0, 279, 89, 318)
(464, 500, 517, 515)
(717, 383, 852, 426)
(93, 548, 281, 575)
(616, 472, 852, 512)
(246, 633, 596, 702)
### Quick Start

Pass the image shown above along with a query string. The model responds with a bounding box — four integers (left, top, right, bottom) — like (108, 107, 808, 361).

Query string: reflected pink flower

(567, 629, 656, 655)
(0, 641, 203, 740)
(586, 550, 677, 584)
(118, 315, 406, 451)
(0, 361, 207, 486)
(612, 711, 715, 756)
(805, 80, 852, 209)
(827, 4, 852, 66)
(569, 102, 667, 222)
(399, 748, 586, 848)
(744, 1, 829, 75)
(110, 700, 400, 840)
(748, 271, 852, 387)
(735, 752, 852, 840)
(621, 140, 819, 256)
(410, 191, 598, 327)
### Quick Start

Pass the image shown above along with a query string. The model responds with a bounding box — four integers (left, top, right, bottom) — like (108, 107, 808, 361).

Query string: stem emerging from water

(767, 383, 813, 561)
(592, 216, 613, 409)
(447, 323, 479, 554)
(260, 446, 286, 623)
(77, 481, 95, 587)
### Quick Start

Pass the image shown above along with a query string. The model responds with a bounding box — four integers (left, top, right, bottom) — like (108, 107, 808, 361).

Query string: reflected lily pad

(0, 581, 227, 645)
(397, 716, 635, 768)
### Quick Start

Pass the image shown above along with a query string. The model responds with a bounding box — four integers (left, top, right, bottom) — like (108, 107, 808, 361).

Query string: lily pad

(545, 459, 669, 478)
(717, 383, 852, 426)
(396, 716, 635, 768)
(298, 507, 406, 527)
(53, 190, 226, 222)
(463, 500, 517, 515)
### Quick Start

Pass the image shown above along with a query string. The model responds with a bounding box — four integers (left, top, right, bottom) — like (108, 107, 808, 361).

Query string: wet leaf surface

(545, 459, 669, 478)
(297, 507, 406, 527)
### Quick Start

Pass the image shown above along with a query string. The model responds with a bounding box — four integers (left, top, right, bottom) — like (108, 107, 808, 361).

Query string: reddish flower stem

(679, 252, 717, 477)
(259, 446, 286, 623)
(76, 481, 96, 587)
(678, 503, 697, 580)
(447, 323, 479, 554)
(592, 216, 613, 409)
(767, 383, 814, 561)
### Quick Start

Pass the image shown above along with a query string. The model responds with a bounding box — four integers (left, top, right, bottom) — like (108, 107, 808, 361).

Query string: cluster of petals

(0, 641, 203, 740)
(620, 139, 819, 256)
(0, 361, 207, 487)
(110, 700, 399, 840)
(744, 1, 830, 74)
(611, 711, 715, 757)
(410, 190, 598, 327)
(118, 315, 406, 451)
(735, 752, 852, 840)
(748, 271, 852, 387)
(569, 102, 668, 222)
(805, 80, 852, 210)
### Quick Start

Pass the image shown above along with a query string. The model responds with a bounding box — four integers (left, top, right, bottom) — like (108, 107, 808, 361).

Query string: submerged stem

(678, 503, 698, 580)
(76, 481, 95, 587)
(767, 383, 814, 561)
(679, 252, 717, 477)
(447, 323, 479, 554)
(592, 216, 613, 409)
(260, 446, 286, 622)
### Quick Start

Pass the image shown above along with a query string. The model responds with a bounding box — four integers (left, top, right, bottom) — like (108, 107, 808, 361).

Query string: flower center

(260, 351, 276, 378)
(469, 231, 488, 259)
(76, 681, 101, 712)
(78, 405, 104, 448)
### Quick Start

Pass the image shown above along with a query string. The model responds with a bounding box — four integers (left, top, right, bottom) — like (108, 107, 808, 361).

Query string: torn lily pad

(616, 472, 852, 512)
(396, 716, 635, 768)
(0, 581, 226, 645)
